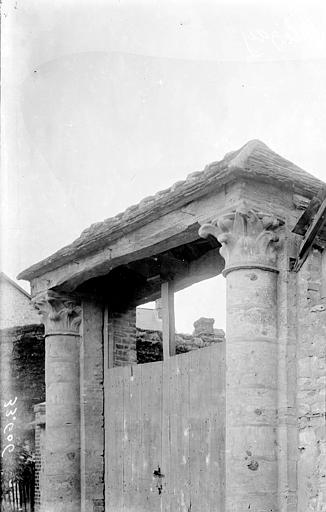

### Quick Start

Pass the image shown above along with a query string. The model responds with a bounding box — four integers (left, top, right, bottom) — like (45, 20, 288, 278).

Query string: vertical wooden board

(200, 347, 212, 512)
(122, 364, 143, 512)
(105, 366, 126, 512)
(161, 355, 172, 512)
(188, 348, 203, 511)
(104, 367, 113, 509)
(199, 346, 218, 512)
(166, 354, 177, 511)
(189, 346, 218, 511)
(122, 366, 131, 510)
(208, 344, 225, 511)
(197, 344, 225, 512)
(140, 361, 163, 511)
(169, 352, 191, 512)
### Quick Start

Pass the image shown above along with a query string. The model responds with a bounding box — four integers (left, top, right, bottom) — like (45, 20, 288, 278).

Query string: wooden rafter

(292, 194, 326, 272)
(293, 186, 326, 235)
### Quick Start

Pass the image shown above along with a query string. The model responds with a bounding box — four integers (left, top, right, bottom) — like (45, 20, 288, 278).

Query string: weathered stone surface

(80, 300, 104, 512)
(32, 292, 82, 512)
(32, 291, 81, 335)
(225, 268, 279, 511)
(199, 201, 283, 274)
(297, 249, 326, 511)
(200, 204, 282, 511)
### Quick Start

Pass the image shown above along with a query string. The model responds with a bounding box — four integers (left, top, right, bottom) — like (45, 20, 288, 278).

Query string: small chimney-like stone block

(193, 317, 215, 336)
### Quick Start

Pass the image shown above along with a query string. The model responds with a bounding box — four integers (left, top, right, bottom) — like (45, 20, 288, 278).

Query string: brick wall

(297, 248, 326, 510)
(34, 403, 45, 512)
(109, 307, 137, 366)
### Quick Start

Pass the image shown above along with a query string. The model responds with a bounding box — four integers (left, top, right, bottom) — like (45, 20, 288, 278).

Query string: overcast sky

(2, 0, 326, 331)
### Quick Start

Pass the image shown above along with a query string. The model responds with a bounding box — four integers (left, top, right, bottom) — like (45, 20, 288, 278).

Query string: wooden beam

(161, 281, 176, 359)
(127, 247, 224, 309)
(26, 190, 228, 294)
(293, 197, 326, 272)
(292, 186, 326, 236)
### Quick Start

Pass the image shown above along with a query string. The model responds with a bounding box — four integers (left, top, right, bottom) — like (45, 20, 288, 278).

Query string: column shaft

(45, 334, 81, 512)
(199, 202, 284, 511)
(225, 268, 278, 511)
(33, 291, 82, 512)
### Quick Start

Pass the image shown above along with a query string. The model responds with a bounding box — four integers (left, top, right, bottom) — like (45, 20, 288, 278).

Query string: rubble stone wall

(297, 248, 326, 511)
(0, 324, 45, 453)
(109, 306, 225, 365)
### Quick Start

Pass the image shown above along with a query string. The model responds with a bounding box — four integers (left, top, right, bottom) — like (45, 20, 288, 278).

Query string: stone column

(200, 203, 283, 511)
(33, 291, 82, 512)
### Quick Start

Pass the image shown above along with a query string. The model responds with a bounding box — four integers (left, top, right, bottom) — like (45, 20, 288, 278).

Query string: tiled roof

(18, 140, 324, 281)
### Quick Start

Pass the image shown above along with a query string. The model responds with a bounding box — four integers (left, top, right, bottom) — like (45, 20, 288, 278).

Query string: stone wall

(0, 324, 45, 455)
(80, 301, 105, 512)
(0, 324, 45, 509)
(109, 306, 225, 366)
(137, 317, 225, 364)
(297, 248, 326, 511)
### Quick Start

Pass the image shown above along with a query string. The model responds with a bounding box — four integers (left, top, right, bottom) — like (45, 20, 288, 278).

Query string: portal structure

(18, 140, 326, 512)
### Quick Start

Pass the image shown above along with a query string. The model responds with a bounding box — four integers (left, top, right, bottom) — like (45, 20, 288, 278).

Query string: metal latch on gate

(153, 466, 165, 495)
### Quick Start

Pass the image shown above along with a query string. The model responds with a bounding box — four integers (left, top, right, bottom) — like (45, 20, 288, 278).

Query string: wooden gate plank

(105, 366, 125, 512)
(161, 354, 172, 512)
(169, 352, 192, 512)
(188, 348, 202, 511)
(188, 345, 223, 512)
(105, 344, 225, 512)
(140, 361, 163, 511)
(209, 343, 225, 511)
(167, 354, 177, 511)
(122, 365, 132, 510)
(198, 346, 215, 512)
(123, 364, 142, 512)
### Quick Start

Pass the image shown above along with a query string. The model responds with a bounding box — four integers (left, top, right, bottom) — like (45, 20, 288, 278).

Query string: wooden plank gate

(105, 344, 225, 512)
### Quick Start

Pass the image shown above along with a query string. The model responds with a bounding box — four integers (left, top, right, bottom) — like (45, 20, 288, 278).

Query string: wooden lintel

(161, 281, 176, 359)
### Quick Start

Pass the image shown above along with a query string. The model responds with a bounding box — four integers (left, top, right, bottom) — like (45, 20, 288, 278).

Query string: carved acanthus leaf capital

(32, 291, 82, 336)
(199, 203, 284, 274)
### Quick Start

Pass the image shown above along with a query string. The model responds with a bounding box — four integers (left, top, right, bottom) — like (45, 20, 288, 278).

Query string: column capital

(32, 290, 82, 336)
(199, 202, 284, 275)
